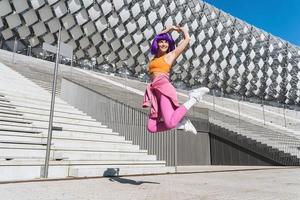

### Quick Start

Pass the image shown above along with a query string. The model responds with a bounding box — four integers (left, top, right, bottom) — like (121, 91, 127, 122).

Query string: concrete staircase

(0, 62, 173, 182)
(210, 111, 300, 160)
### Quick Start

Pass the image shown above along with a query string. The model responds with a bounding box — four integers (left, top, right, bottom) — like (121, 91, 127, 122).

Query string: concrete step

(0, 139, 46, 146)
(212, 120, 300, 158)
(0, 129, 128, 142)
(0, 112, 99, 125)
(55, 151, 157, 161)
(0, 73, 48, 84)
(31, 121, 110, 133)
(0, 130, 127, 146)
(0, 165, 43, 181)
(0, 116, 32, 124)
(16, 110, 96, 121)
(0, 162, 171, 181)
(0, 125, 41, 133)
(0, 134, 45, 144)
(0, 85, 52, 98)
(0, 139, 142, 153)
(0, 98, 84, 115)
(0, 107, 23, 115)
(0, 120, 115, 135)
(0, 149, 63, 160)
(0, 143, 47, 150)
(0, 130, 44, 137)
(0, 97, 9, 102)
(69, 165, 174, 177)
(0, 114, 101, 128)
(51, 138, 134, 149)
(52, 145, 145, 153)
(10, 107, 94, 121)
(0, 102, 16, 109)
(0, 121, 33, 128)
(222, 124, 298, 143)
(51, 130, 126, 142)
(0, 148, 155, 162)
(0, 83, 48, 94)
(3, 99, 87, 116)
(0, 160, 166, 166)
(0, 91, 70, 106)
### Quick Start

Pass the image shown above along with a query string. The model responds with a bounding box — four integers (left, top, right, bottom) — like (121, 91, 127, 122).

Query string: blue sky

(202, 0, 300, 47)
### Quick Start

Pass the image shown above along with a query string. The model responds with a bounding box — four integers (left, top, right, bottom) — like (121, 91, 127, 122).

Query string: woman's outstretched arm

(170, 26, 190, 59)
(164, 26, 190, 65)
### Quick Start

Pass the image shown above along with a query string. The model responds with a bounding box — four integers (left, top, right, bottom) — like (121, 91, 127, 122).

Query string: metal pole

(43, 49, 46, 60)
(212, 90, 216, 111)
(28, 46, 31, 57)
(221, 88, 224, 107)
(12, 37, 18, 63)
(262, 100, 266, 125)
(283, 104, 287, 127)
(43, 27, 62, 178)
(71, 53, 73, 67)
(70, 53, 74, 78)
(237, 96, 241, 133)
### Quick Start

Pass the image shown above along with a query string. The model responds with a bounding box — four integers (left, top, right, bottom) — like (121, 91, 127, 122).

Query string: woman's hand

(160, 26, 178, 34)
(160, 25, 188, 35)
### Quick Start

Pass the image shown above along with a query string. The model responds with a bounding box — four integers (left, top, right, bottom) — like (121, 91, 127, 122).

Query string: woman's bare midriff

(150, 72, 169, 81)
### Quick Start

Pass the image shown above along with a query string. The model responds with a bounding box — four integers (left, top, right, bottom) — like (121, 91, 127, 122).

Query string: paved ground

(1, 167, 300, 200)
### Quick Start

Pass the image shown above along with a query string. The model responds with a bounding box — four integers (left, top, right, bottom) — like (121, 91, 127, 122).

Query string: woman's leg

(147, 117, 170, 133)
(147, 87, 210, 133)
(147, 92, 187, 132)
(159, 94, 187, 129)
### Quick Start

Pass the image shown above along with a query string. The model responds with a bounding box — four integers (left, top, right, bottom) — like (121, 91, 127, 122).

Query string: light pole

(12, 37, 18, 63)
(43, 27, 62, 178)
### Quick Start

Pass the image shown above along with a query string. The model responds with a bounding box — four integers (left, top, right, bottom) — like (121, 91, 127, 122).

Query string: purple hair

(150, 33, 175, 55)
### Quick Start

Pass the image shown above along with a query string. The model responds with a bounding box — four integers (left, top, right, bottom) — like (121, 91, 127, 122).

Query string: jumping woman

(143, 25, 209, 134)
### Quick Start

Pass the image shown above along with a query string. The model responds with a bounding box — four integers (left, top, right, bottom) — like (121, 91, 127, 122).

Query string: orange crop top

(148, 55, 171, 74)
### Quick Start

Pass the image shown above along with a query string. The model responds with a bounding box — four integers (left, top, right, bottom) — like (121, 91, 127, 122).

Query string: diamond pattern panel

(0, 0, 300, 104)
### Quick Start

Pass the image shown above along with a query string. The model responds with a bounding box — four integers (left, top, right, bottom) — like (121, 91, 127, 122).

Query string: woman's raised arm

(165, 26, 190, 65)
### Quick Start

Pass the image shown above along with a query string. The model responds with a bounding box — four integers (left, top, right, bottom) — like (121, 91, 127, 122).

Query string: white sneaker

(188, 87, 210, 102)
(177, 118, 197, 134)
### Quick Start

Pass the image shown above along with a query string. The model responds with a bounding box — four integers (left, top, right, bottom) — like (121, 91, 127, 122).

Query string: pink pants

(147, 91, 187, 133)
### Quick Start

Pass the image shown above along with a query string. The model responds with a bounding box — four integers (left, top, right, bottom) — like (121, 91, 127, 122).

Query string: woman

(143, 26, 209, 134)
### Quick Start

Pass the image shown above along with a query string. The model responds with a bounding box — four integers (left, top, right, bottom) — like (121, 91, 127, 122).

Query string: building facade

(0, 0, 300, 104)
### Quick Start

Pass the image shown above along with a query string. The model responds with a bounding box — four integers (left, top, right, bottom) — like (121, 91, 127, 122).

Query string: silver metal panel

(1, 28, 13, 40)
(32, 22, 47, 36)
(29, 36, 40, 47)
(69, 25, 83, 40)
(68, 0, 82, 14)
(22, 9, 39, 26)
(83, 22, 96, 36)
(43, 33, 55, 44)
(61, 14, 76, 30)
(17, 26, 31, 39)
(12, 0, 29, 13)
(0, 0, 12, 17)
(79, 37, 90, 49)
(6, 14, 22, 29)
(87, 4, 101, 21)
(83, 0, 93, 8)
(47, 18, 60, 33)
(53, 1, 68, 18)
(30, 0, 45, 9)
(38, 5, 54, 22)
(75, 9, 89, 25)
(48, 0, 60, 5)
